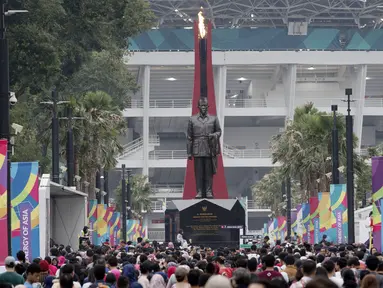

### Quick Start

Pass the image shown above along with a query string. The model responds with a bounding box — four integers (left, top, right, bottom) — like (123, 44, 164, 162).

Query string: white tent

(39, 174, 87, 258)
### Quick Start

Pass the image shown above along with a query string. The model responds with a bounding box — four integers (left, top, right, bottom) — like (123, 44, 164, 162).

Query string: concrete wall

(361, 126, 376, 147)
(224, 127, 281, 149)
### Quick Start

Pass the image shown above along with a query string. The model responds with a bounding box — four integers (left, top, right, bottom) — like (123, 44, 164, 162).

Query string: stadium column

(283, 65, 297, 121)
(352, 65, 367, 152)
(142, 65, 150, 177)
(215, 66, 227, 146)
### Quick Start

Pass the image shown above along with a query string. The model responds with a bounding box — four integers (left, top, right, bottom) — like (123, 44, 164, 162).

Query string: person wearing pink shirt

(44, 257, 58, 276)
(107, 257, 121, 280)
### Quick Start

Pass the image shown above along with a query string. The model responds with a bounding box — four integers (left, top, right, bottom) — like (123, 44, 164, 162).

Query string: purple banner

(314, 218, 320, 244)
(306, 222, 311, 244)
(372, 157, 383, 251)
(19, 202, 32, 261)
(114, 228, 118, 244)
(336, 210, 343, 244)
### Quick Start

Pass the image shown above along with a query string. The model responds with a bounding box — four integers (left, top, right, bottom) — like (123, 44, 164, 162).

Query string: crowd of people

(0, 236, 383, 288)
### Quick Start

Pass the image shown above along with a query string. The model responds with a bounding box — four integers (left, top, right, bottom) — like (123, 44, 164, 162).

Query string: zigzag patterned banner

(88, 204, 122, 246)
(96, 204, 109, 245)
(278, 216, 286, 241)
(372, 157, 383, 251)
(296, 205, 303, 237)
(318, 192, 334, 242)
(268, 219, 274, 241)
(0, 140, 8, 263)
(11, 162, 40, 261)
(309, 197, 319, 245)
(330, 184, 348, 244)
(127, 219, 146, 242)
(302, 203, 310, 243)
(87, 200, 97, 244)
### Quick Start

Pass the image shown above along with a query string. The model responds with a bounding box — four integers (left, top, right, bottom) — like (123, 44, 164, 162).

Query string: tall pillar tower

(182, 19, 228, 199)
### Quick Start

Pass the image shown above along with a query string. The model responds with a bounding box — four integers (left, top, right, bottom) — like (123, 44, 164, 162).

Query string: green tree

(7, 0, 155, 196)
(114, 175, 152, 214)
(9, 97, 51, 171)
(65, 50, 138, 109)
(252, 167, 300, 216)
(75, 91, 126, 199)
(270, 103, 351, 198)
(256, 103, 368, 214)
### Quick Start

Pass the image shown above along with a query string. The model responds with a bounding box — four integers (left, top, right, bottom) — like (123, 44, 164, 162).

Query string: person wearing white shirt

(363, 212, 373, 247)
(176, 230, 187, 247)
(290, 260, 316, 288)
(322, 260, 343, 288)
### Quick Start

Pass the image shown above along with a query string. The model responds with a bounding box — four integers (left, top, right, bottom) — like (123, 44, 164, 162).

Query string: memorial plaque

(167, 199, 245, 248)
(240, 235, 255, 240)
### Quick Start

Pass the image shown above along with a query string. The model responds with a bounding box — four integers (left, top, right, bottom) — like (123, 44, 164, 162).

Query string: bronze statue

(187, 97, 222, 198)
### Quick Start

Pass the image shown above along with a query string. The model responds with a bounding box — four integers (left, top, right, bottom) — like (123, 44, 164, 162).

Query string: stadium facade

(117, 27, 383, 240)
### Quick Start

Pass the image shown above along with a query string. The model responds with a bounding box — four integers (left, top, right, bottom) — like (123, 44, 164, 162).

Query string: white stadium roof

(149, 0, 383, 28)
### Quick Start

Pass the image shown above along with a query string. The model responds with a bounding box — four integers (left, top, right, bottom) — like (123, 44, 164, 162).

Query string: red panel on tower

(183, 22, 228, 200)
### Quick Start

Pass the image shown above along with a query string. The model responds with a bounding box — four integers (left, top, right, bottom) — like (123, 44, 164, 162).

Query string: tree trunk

(88, 169, 97, 200)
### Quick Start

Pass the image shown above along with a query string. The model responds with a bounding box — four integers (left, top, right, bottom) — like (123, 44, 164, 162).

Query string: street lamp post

(41, 91, 69, 184)
(66, 105, 74, 187)
(96, 169, 101, 204)
(332, 105, 340, 184)
(286, 178, 292, 238)
(0, 0, 28, 255)
(126, 170, 132, 220)
(103, 170, 109, 205)
(121, 165, 127, 242)
(51, 89, 60, 183)
(0, 0, 11, 255)
(344, 88, 355, 244)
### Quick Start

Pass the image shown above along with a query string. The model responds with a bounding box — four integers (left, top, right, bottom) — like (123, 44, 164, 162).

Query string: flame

(198, 10, 207, 39)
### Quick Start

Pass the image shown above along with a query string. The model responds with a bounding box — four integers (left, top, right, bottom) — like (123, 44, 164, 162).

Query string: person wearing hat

(0, 256, 24, 286)
(39, 260, 50, 284)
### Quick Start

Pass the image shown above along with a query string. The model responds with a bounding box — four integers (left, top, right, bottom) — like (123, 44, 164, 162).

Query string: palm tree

(270, 103, 351, 198)
(74, 91, 126, 199)
(114, 174, 152, 214)
(252, 167, 300, 216)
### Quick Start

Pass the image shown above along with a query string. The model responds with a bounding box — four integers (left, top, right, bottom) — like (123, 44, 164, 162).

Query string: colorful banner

(330, 184, 348, 244)
(335, 210, 343, 244)
(309, 197, 319, 244)
(263, 223, 268, 236)
(372, 157, 383, 251)
(302, 203, 310, 243)
(108, 212, 118, 246)
(278, 216, 286, 241)
(112, 212, 121, 246)
(268, 219, 274, 240)
(87, 200, 98, 244)
(273, 218, 278, 241)
(88, 203, 121, 246)
(105, 207, 114, 239)
(318, 192, 334, 242)
(381, 199, 383, 250)
(11, 162, 40, 261)
(127, 220, 147, 242)
(0, 140, 8, 263)
(96, 204, 108, 245)
(296, 205, 303, 237)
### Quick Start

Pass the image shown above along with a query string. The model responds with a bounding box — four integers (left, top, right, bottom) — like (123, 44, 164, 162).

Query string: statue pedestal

(165, 199, 245, 248)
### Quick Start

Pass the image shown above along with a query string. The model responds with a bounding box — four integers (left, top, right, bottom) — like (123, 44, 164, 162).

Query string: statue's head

(198, 97, 208, 115)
